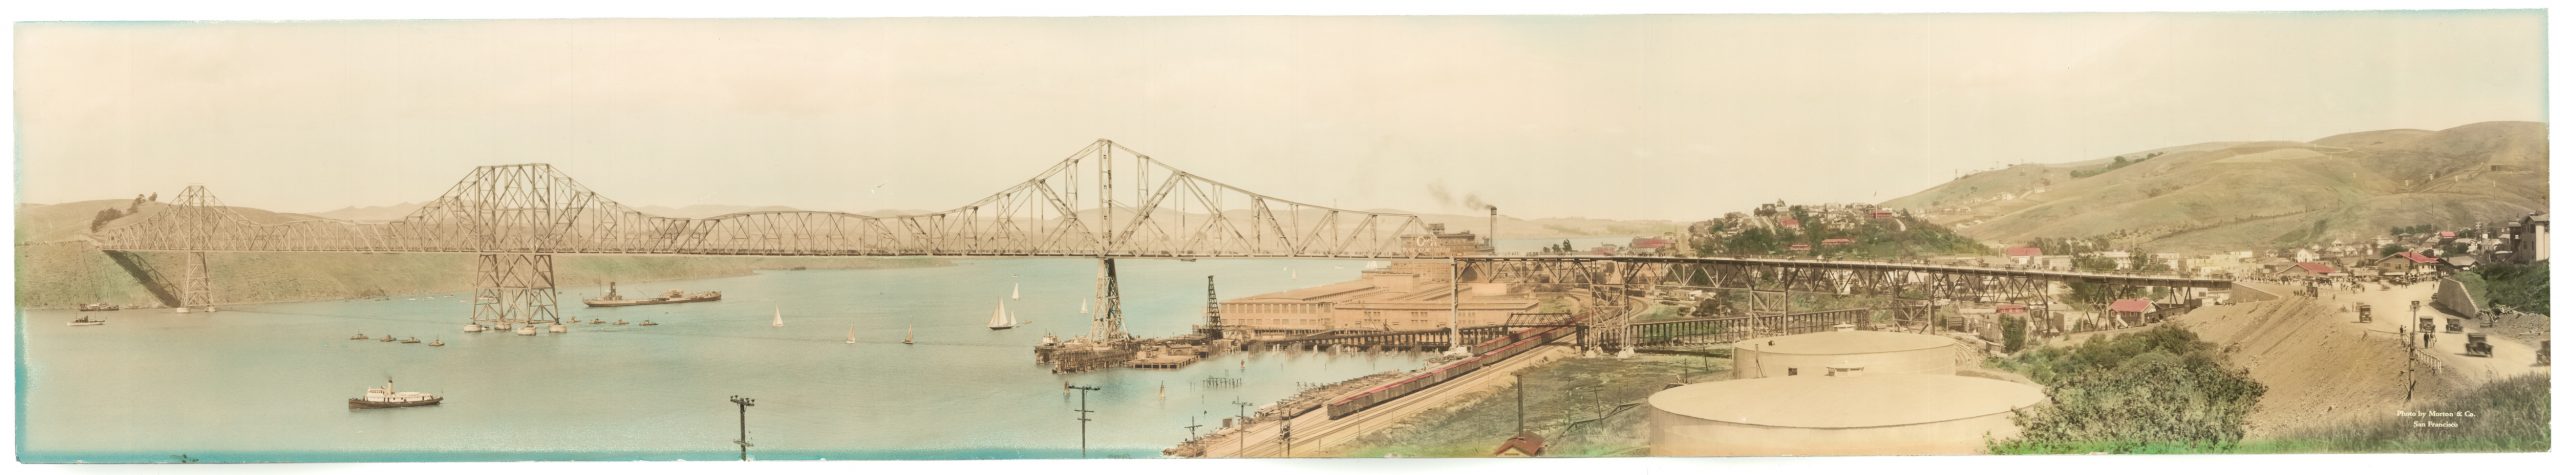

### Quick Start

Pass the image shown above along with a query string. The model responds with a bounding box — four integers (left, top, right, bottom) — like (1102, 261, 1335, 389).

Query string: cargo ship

(582, 282, 721, 308)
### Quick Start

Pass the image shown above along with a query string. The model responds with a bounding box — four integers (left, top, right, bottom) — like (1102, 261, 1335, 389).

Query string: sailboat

(771, 306, 785, 327)
(845, 324, 858, 344)
(988, 300, 1020, 330)
(1012, 282, 1021, 300)
(1080, 299, 1090, 314)
(902, 325, 915, 345)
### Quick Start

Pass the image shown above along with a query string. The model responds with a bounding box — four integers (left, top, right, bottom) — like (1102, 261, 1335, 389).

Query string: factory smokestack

(1487, 206, 1499, 254)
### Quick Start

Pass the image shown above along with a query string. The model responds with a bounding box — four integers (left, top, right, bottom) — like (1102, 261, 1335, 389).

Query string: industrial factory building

(1219, 260, 1539, 334)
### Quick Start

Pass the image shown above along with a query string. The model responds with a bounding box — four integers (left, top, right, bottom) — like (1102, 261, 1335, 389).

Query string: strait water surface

(18, 258, 1428, 462)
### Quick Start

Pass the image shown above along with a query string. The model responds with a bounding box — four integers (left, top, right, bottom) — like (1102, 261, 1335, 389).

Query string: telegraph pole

(728, 395, 756, 461)
(1281, 420, 1294, 457)
(1231, 399, 1254, 457)
(1515, 373, 1527, 434)
(1068, 384, 1101, 458)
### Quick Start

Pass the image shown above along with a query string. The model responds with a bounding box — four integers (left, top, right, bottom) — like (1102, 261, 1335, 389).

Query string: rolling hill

(1882, 121, 2550, 252)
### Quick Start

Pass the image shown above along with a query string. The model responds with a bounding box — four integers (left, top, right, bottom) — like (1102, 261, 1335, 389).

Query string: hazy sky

(14, 11, 2547, 220)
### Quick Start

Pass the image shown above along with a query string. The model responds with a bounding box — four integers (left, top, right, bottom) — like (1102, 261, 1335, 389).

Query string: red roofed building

(1994, 303, 2029, 316)
(2108, 298, 2157, 325)
(1629, 238, 1673, 256)
(2277, 261, 2338, 277)
(2377, 251, 2440, 275)
(1787, 243, 1812, 252)
(1778, 218, 1802, 229)
(1869, 210, 1895, 219)
(2005, 247, 2043, 265)
(2439, 231, 2458, 239)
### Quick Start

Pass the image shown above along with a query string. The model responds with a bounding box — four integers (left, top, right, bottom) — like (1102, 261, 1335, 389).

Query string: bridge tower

(1090, 258, 1125, 341)
(169, 185, 220, 313)
(429, 164, 585, 332)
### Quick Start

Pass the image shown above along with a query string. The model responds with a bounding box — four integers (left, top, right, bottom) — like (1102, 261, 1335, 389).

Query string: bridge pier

(469, 253, 561, 333)
(175, 251, 216, 313)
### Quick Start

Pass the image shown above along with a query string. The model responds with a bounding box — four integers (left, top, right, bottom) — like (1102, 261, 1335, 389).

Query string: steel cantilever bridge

(91, 139, 2232, 346)
(93, 140, 1434, 334)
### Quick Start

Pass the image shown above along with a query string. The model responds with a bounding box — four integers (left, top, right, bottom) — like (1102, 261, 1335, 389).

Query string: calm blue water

(16, 258, 1428, 463)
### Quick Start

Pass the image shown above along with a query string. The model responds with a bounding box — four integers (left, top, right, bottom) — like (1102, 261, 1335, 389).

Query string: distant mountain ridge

(1882, 121, 2550, 252)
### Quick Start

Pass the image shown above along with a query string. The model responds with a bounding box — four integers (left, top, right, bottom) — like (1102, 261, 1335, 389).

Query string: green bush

(1992, 326, 2266, 454)
(2470, 262, 2549, 315)
(1999, 316, 2026, 353)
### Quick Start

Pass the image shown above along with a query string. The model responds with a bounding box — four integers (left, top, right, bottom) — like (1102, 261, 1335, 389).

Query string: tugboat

(400, 336, 421, 344)
(639, 320, 658, 326)
(379, 334, 397, 342)
(347, 378, 442, 409)
(68, 316, 106, 327)
(614, 320, 629, 326)
(589, 318, 604, 325)
(428, 338, 445, 347)
(350, 332, 369, 340)
(582, 282, 722, 308)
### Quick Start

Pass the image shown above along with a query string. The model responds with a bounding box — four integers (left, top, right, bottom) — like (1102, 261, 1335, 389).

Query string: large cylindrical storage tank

(1730, 330, 1963, 378)
(1647, 374, 2046, 456)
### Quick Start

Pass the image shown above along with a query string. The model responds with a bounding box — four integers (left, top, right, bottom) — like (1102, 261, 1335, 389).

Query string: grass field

(2236, 374, 2550, 454)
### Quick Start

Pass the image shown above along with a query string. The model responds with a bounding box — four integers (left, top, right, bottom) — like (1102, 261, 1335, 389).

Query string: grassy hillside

(1687, 210, 1991, 259)
(2238, 374, 2549, 454)
(1884, 122, 2549, 251)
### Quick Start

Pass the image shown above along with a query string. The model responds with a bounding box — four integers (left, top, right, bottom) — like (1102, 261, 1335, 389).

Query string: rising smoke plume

(1428, 181, 1495, 212)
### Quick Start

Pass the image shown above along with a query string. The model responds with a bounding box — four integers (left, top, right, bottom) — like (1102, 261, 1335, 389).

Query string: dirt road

(2173, 281, 2549, 438)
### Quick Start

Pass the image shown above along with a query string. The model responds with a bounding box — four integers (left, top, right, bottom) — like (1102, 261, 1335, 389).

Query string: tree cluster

(1993, 327, 2266, 454)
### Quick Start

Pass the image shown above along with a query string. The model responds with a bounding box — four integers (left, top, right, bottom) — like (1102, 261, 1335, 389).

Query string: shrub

(1992, 326, 2266, 454)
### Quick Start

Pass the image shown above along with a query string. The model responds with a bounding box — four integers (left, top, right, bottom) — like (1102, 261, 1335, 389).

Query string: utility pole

(1281, 420, 1294, 457)
(728, 395, 756, 461)
(1231, 399, 1254, 457)
(1515, 373, 1527, 434)
(1068, 384, 1101, 458)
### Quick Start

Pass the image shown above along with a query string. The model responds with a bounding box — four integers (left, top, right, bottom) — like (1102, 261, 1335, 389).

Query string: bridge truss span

(89, 140, 1438, 327)
(92, 140, 1431, 259)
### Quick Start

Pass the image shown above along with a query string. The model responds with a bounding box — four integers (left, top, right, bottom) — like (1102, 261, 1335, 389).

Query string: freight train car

(1324, 322, 1575, 419)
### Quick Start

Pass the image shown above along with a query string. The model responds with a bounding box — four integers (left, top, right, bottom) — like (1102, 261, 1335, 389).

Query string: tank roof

(1732, 330, 1957, 356)
(1649, 374, 2044, 428)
